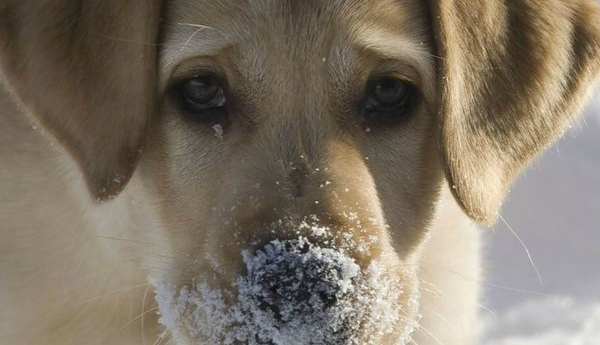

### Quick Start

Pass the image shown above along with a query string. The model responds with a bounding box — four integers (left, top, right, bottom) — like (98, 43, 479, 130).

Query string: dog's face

(1, 0, 599, 344)
(139, 1, 438, 343)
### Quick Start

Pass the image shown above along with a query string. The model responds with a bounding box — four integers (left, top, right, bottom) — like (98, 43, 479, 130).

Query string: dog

(1, 1, 599, 344)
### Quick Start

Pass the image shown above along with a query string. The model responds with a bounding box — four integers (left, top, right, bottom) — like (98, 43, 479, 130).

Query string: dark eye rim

(172, 74, 231, 124)
(363, 77, 420, 125)
(177, 75, 227, 110)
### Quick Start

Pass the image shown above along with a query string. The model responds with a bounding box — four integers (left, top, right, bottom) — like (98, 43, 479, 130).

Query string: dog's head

(2, 0, 599, 344)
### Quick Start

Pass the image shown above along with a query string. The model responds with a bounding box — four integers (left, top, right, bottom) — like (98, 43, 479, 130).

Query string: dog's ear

(429, 0, 600, 226)
(0, 1, 162, 200)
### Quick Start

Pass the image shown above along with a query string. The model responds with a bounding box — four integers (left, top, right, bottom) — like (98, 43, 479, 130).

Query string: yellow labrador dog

(1, 1, 599, 344)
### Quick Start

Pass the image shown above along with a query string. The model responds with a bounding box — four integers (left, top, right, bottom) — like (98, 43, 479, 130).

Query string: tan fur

(430, 0, 600, 225)
(0, 0, 163, 199)
(1, 0, 598, 344)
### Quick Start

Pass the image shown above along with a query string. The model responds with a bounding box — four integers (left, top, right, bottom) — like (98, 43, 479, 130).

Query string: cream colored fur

(1, 0, 599, 344)
(0, 90, 478, 344)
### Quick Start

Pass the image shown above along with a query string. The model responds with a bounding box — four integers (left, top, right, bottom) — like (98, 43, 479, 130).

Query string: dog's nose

(243, 239, 360, 323)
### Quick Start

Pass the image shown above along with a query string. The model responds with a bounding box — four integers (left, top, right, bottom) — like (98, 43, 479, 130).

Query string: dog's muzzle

(153, 237, 415, 345)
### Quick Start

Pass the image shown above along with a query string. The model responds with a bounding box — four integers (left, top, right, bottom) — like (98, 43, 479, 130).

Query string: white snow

(212, 124, 224, 139)
(152, 234, 418, 345)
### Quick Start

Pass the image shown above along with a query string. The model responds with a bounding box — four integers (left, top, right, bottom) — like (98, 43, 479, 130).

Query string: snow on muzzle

(152, 237, 419, 345)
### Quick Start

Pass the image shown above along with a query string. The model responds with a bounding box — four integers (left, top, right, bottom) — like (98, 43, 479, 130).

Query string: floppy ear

(0, 1, 162, 200)
(429, 0, 600, 226)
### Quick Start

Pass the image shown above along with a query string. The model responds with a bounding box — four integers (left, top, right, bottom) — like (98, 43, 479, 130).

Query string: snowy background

(480, 88, 600, 344)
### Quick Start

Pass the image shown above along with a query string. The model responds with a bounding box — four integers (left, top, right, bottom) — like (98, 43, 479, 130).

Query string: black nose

(244, 239, 359, 323)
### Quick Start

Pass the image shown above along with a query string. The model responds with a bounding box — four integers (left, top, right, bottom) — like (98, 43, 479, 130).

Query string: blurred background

(481, 88, 600, 344)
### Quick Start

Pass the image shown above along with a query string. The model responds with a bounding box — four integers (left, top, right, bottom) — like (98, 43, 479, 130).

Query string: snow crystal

(212, 124, 224, 139)
(153, 236, 418, 345)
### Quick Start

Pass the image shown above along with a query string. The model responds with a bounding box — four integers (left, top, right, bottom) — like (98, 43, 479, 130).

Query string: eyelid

(170, 71, 226, 94)
(368, 74, 419, 93)
(367, 76, 418, 96)
(162, 58, 226, 96)
(368, 62, 422, 89)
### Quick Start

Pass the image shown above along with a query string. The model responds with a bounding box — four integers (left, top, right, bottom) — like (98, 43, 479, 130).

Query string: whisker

(412, 321, 446, 345)
(419, 259, 549, 296)
(177, 22, 218, 50)
(418, 305, 461, 338)
(499, 214, 544, 285)
(138, 264, 189, 275)
(407, 334, 420, 345)
(177, 22, 217, 29)
(97, 236, 163, 248)
(419, 281, 448, 301)
(142, 285, 152, 345)
(120, 306, 157, 331)
(140, 251, 197, 264)
(397, 313, 446, 345)
(484, 282, 550, 296)
(420, 278, 497, 317)
(153, 333, 170, 345)
(81, 283, 149, 304)
(476, 302, 497, 318)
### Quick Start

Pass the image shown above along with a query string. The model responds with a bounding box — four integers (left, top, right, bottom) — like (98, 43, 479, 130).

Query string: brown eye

(365, 77, 416, 123)
(373, 78, 409, 106)
(178, 76, 226, 113)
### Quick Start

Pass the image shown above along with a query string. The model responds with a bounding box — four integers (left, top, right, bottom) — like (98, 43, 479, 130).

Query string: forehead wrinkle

(159, 0, 259, 83)
(160, 25, 237, 81)
(160, 0, 434, 93)
(355, 27, 432, 71)
(352, 26, 435, 91)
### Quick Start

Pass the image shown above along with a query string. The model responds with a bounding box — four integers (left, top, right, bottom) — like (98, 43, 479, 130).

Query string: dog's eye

(177, 76, 226, 114)
(365, 78, 416, 123)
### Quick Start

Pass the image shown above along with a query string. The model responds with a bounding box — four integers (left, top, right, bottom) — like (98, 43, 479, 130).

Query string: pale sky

(482, 89, 600, 343)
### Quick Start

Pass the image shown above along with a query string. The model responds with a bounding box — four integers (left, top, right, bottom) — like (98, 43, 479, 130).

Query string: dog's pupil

(373, 78, 408, 106)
